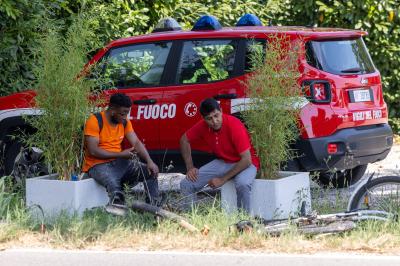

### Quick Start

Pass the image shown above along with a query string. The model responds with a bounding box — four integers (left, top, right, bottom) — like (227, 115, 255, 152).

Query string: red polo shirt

(186, 114, 260, 169)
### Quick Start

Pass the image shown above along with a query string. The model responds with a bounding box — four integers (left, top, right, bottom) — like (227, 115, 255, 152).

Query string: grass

(0, 175, 400, 254)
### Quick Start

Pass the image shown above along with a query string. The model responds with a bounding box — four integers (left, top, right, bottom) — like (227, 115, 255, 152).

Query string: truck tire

(316, 164, 368, 188)
(4, 141, 48, 183)
(4, 141, 22, 176)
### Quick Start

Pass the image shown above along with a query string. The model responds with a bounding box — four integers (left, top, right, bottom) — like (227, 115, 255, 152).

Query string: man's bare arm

(222, 150, 252, 181)
(180, 134, 194, 170)
(125, 131, 159, 175)
(125, 131, 152, 163)
(208, 150, 252, 188)
(85, 135, 133, 159)
(180, 134, 199, 181)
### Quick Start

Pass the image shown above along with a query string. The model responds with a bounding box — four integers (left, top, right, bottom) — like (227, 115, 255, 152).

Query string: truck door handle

(133, 99, 157, 105)
(214, 93, 237, 100)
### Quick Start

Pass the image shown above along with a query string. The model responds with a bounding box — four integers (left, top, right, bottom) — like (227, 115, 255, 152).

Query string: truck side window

(177, 40, 237, 84)
(245, 39, 266, 72)
(102, 42, 172, 88)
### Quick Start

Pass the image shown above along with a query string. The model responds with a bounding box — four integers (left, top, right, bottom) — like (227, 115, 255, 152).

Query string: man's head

(108, 93, 132, 124)
(200, 98, 223, 131)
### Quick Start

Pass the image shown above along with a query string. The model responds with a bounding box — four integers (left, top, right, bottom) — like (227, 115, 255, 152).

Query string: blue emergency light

(236, 14, 263, 27)
(192, 15, 222, 31)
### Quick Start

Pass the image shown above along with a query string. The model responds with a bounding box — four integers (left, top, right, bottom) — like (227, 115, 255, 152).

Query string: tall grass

(26, 14, 100, 180)
(0, 176, 26, 222)
(244, 34, 303, 179)
(0, 176, 31, 243)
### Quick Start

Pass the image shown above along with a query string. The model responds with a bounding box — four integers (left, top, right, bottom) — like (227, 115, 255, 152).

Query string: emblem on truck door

(184, 102, 197, 117)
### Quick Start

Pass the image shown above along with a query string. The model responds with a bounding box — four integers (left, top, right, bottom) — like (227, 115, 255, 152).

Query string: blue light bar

(236, 14, 263, 27)
(192, 15, 222, 31)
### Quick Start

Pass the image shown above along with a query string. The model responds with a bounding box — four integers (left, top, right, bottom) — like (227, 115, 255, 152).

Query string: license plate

(349, 89, 373, 103)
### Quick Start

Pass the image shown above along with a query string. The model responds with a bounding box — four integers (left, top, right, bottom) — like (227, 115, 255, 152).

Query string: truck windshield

(306, 38, 375, 75)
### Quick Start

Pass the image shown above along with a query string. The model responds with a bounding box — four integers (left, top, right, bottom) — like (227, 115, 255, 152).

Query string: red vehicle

(0, 15, 393, 187)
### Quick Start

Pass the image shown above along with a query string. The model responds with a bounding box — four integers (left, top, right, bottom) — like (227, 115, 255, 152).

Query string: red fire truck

(0, 15, 393, 187)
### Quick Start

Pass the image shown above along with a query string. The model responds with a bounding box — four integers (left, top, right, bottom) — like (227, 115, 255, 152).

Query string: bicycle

(233, 174, 400, 236)
(347, 173, 400, 213)
(253, 209, 395, 236)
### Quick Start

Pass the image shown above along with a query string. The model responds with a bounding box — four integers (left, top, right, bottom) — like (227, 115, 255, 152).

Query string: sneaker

(110, 191, 126, 208)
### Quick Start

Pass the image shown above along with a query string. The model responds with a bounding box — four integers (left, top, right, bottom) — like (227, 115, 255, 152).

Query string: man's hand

(119, 147, 135, 159)
(147, 161, 159, 177)
(208, 177, 226, 189)
(186, 167, 199, 182)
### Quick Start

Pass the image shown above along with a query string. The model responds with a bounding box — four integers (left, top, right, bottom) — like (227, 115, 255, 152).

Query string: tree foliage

(0, 0, 399, 131)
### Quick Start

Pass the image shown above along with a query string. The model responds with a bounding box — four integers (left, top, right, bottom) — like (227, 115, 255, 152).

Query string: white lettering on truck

(352, 110, 382, 121)
(137, 104, 176, 119)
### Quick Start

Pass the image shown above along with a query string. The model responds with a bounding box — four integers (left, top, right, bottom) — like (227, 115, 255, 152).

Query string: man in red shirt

(180, 98, 259, 212)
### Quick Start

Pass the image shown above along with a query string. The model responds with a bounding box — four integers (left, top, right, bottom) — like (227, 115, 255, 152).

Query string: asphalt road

(1, 249, 400, 266)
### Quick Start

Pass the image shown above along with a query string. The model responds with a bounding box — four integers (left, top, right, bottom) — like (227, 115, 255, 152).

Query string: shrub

(244, 34, 303, 179)
(25, 14, 99, 180)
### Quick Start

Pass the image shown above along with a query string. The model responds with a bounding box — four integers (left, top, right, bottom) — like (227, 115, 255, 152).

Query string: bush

(244, 34, 302, 179)
(25, 14, 99, 180)
(0, 0, 47, 95)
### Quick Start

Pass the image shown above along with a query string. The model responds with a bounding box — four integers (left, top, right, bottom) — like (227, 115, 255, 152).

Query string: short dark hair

(200, 98, 220, 117)
(109, 93, 132, 108)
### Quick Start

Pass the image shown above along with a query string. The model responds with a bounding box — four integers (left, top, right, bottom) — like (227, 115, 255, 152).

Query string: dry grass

(0, 206, 400, 255)
(2, 226, 400, 255)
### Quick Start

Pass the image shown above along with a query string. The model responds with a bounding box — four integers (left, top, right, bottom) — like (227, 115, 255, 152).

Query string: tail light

(327, 143, 338, 154)
(302, 80, 331, 103)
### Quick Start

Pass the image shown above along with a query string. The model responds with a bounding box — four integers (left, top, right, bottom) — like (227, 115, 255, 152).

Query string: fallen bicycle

(231, 209, 396, 236)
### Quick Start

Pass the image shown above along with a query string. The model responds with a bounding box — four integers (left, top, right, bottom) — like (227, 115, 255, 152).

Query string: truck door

(100, 41, 173, 150)
(160, 39, 242, 160)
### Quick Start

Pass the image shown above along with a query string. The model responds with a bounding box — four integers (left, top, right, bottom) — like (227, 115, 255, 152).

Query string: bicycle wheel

(349, 176, 400, 213)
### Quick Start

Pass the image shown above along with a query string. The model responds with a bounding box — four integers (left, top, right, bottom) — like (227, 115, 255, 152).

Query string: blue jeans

(88, 158, 159, 204)
(180, 159, 257, 212)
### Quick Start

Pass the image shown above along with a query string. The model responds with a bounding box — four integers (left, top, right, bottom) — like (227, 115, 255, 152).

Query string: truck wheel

(4, 141, 22, 176)
(4, 141, 48, 183)
(316, 164, 368, 188)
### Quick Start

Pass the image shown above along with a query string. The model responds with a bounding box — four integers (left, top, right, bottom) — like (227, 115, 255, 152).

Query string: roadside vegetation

(0, 175, 399, 254)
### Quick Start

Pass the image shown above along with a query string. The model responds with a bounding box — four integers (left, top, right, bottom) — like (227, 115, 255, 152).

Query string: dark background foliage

(0, 0, 399, 132)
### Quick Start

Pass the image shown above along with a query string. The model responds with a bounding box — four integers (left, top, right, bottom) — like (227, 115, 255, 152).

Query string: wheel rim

(12, 147, 48, 182)
(356, 182, 400, 213)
